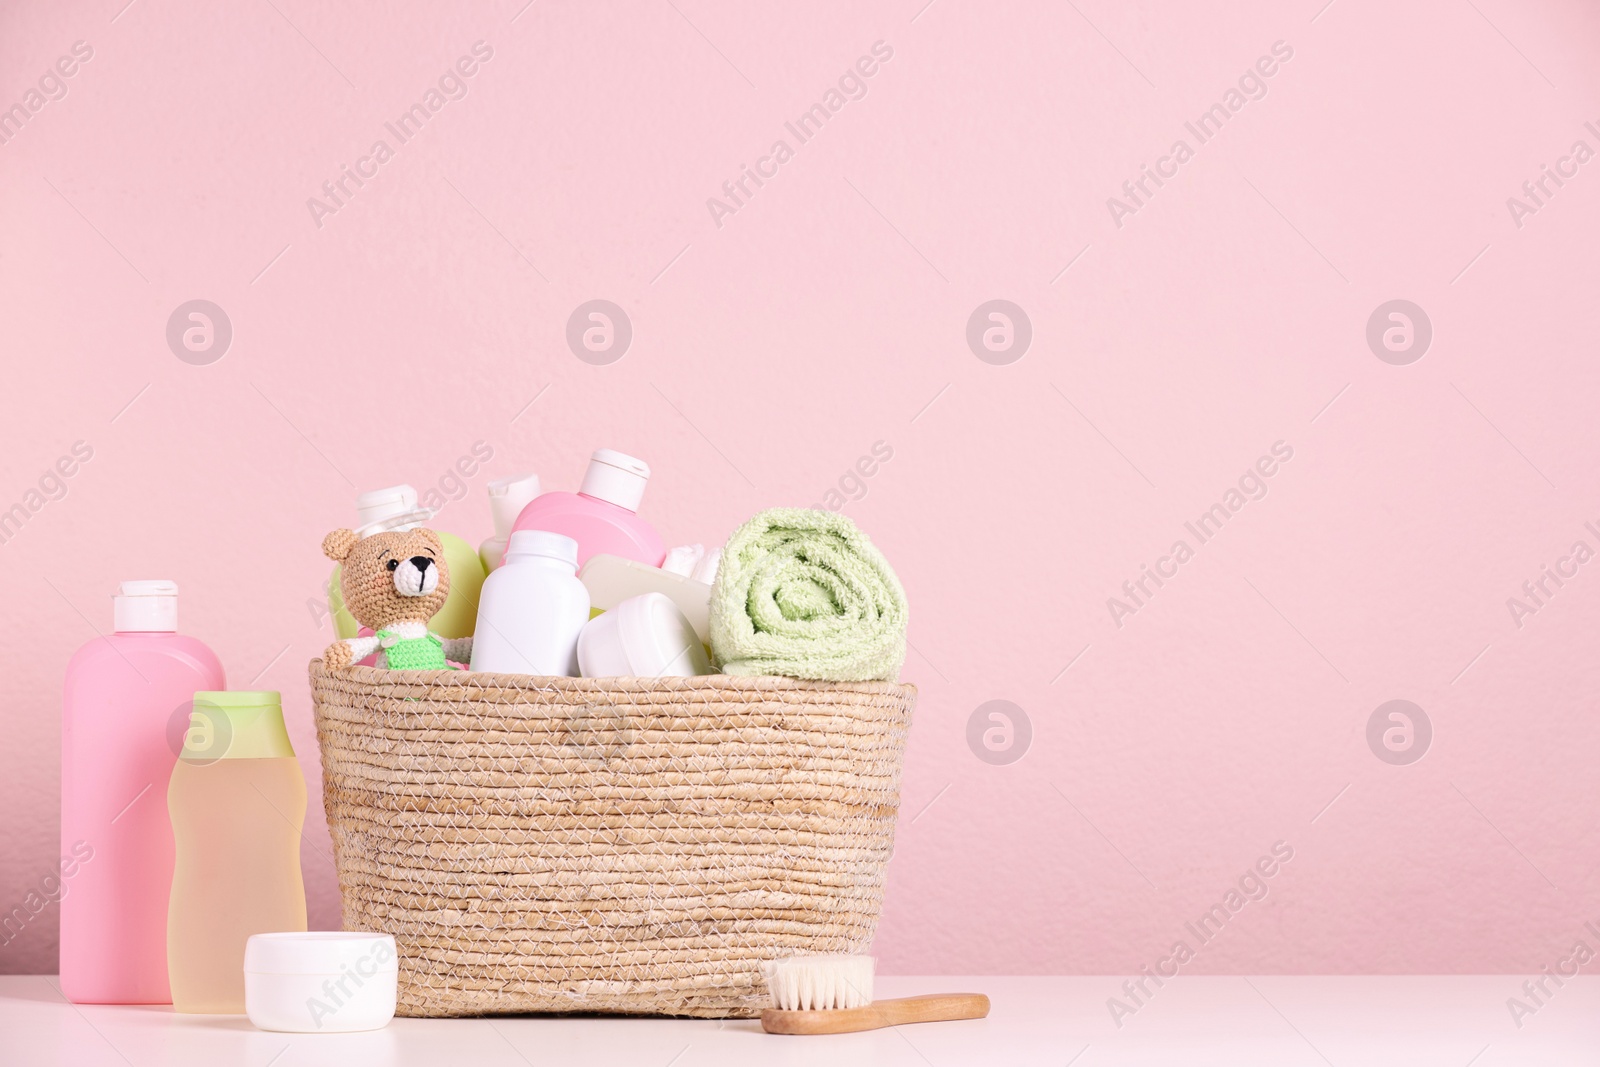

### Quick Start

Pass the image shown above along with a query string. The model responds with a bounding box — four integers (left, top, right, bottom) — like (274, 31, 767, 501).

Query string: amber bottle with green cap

(167, 691, 307, 1013)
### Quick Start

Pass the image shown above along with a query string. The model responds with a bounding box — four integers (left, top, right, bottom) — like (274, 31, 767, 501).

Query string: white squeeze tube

(480, 473, 543, 572)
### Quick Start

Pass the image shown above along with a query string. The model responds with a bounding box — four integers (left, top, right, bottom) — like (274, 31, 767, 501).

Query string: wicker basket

(309, 661, 916, 1018)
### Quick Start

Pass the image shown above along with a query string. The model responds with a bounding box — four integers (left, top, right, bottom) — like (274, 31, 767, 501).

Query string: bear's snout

(393, 555, 439, 597)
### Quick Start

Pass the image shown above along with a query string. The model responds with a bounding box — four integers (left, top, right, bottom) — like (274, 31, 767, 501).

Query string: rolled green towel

(710, 507, 908, 682)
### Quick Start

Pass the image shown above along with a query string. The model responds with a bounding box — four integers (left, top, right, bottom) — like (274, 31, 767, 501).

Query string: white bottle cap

(661, 544, 704, 578)
(354, 484, 434, 539)
(356, 484, 417, 526)
(579, 449, 650, 512)
(506, 529, 579, 569)
(691, 546, 722, 586)
(113, 580, 178, 633)
(487, 473, 542, 538)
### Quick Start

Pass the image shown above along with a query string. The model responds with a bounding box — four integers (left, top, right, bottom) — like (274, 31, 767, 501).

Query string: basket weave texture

(309, 661, 915, 1017)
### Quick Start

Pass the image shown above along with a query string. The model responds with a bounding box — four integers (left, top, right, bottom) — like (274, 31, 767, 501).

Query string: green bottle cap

(181, 691, 295, 762)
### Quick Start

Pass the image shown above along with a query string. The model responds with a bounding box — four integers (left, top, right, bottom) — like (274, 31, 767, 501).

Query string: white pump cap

(114, 580, 178, 633)
(355, 484, 434, 539)
(488, 473, 543, 538)
(579, 449, 650, 512)
(505, 529, 579, 569)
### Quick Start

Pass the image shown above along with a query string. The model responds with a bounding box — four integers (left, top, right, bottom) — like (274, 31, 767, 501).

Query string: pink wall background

(4, 0, 1600, 977)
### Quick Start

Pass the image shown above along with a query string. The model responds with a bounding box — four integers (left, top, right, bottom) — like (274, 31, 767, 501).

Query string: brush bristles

(762, 954, 875, 1011)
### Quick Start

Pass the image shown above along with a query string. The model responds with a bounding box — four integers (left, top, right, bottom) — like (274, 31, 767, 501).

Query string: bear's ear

(322, 528, 360, 562)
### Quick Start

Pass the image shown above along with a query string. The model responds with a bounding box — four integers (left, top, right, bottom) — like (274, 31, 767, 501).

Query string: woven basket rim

(308, 659, 918, 699)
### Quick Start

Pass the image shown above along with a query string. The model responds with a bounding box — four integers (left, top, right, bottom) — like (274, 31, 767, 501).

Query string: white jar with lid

(578, 592, 711, 679)
(244, 932, 397, 1033)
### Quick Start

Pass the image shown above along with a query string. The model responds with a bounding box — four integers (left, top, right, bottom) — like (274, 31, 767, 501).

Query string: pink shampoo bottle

(60, 581, 225, 1004)
(511, 449, 665, 568)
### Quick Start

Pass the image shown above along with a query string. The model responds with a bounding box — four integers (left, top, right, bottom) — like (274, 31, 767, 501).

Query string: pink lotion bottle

(60, 581, 226, 1004)
(511, 449, 665, 568)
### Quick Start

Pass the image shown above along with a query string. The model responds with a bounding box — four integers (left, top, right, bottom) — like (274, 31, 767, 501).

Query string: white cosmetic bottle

(469, 530, 590, 676)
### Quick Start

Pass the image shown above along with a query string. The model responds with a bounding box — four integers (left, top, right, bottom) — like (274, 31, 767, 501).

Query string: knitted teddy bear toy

(320, 526, 472, 670)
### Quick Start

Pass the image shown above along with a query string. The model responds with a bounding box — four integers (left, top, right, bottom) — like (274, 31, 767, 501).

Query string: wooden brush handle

(761, 993, 990, 1035)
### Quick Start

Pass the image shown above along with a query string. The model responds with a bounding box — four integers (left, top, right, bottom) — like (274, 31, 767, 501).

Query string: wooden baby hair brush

(760, 954, 990, 1035)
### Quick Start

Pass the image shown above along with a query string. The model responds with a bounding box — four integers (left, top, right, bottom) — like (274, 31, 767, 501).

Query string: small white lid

(691, 546, 722, 586)
(506, 529, 579, 568)
(661, 544, 704, 578)
(616, 593, 710, 677)
(244, 932, 398, 976)
(113, 580, 178, 632)
(579, 449, 650, 512)
(355, 484, 434, 539)
(356, 485, 417, 525)
(488, 473, 542, 538)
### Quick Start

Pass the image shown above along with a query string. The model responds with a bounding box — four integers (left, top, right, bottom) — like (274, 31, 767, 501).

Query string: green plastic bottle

(329, 484, 484, 642)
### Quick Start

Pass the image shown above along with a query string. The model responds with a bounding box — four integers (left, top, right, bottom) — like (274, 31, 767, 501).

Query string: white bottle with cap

(508, 449, 666, 568)
(478, 473, 542, 573)
(328, 483, 487, 643)
(60, 581, 226, 1005)
(469, 530, 591, 676)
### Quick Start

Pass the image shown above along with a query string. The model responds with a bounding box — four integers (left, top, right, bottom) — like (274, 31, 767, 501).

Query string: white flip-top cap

(506, 529, 578, 568)
(579, 449, 650, 512)
(114, 580, 178, 633)
(354, 484, 434, 539)
(356, 484, 418, 526)
(488, 473, 542, 538)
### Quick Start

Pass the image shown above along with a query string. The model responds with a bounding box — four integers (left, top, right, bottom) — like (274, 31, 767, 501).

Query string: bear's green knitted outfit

(378, 627, 448, 670)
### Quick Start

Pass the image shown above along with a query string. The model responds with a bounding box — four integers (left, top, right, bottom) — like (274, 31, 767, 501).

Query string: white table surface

(4, 975, 1596, 1065)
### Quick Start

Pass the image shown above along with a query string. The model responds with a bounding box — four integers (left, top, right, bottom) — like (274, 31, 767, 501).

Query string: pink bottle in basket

(60, 581, 225, 1004)
(511, 449, 665, 568)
